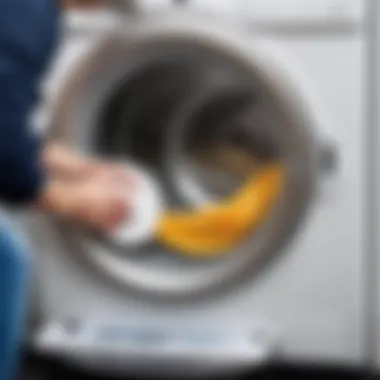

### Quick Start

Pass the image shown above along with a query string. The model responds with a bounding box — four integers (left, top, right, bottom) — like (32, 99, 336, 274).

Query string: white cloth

(109, 163, 164, 247)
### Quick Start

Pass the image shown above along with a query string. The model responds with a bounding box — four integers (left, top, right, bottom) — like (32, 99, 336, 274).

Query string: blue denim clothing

(0, 1, 60, 379)
(0, 0, 59, 203)
(0, 219, 31, 380)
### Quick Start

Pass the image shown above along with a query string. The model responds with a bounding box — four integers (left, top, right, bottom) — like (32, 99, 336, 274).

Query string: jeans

(0, 218, 30, 380)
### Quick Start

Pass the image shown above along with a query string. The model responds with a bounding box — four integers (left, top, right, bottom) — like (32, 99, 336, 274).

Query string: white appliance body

(24, 0, 366, 376)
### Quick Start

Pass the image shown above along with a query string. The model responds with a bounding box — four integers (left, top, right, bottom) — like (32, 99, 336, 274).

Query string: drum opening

(51, 35, 315, 299)
(95, 48, 284, 207)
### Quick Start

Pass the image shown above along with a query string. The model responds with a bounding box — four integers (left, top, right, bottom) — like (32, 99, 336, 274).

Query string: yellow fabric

(155, 164, 284, 258)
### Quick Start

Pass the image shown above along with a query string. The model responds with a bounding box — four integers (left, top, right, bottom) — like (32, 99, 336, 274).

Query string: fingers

(95, 163, 136, 187)
(40, 142, 136, 232)
(42, 142, 92, 179)
(73, 177, 133, 232)
(38, 170, 134, 233)
(42, 142, 135, 186)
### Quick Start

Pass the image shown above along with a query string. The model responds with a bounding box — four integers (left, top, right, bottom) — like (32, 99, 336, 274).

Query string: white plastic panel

(192, 0, 364, 25)
(29, 0, 366, 371)
(138, 0, 172, 10)
(29, 31, 365, 365)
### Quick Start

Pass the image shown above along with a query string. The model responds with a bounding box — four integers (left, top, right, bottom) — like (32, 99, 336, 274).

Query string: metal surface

(33, 319, 275, 377)
(366, 0, 379, 371)
(47, 12, 319, 299)
(27, 2, 365, 375)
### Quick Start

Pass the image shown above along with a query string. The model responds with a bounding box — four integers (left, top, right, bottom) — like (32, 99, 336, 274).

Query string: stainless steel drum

(48, 10, 320, 300)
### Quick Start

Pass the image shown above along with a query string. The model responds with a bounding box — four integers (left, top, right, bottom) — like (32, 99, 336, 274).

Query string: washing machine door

(48, 10, 321, 301)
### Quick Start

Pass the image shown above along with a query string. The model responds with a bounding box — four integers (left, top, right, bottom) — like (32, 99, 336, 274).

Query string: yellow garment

(156, 164, 284, 258)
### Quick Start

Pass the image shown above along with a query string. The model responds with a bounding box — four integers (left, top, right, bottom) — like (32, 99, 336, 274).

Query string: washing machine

(22, 0, 366, 377)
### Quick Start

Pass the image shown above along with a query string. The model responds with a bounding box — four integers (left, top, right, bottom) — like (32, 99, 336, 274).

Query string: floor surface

(17, 352, 373, 380)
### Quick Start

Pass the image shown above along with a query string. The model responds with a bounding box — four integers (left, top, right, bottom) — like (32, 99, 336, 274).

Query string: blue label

(94, 325, 230, 347)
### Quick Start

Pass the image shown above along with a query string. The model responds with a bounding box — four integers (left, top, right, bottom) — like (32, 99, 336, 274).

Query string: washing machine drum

(50, 14, 320, 300)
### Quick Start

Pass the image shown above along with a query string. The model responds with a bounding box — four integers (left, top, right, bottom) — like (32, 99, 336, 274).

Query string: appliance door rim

(47, 18, 320, 301)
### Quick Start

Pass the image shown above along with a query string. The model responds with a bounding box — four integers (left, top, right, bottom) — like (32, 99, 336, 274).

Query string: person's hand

(42, 142, 92, 179)
(42, 141, 128, 183)
(40, 141, 134, 232)
(37, 175, 133, 233)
